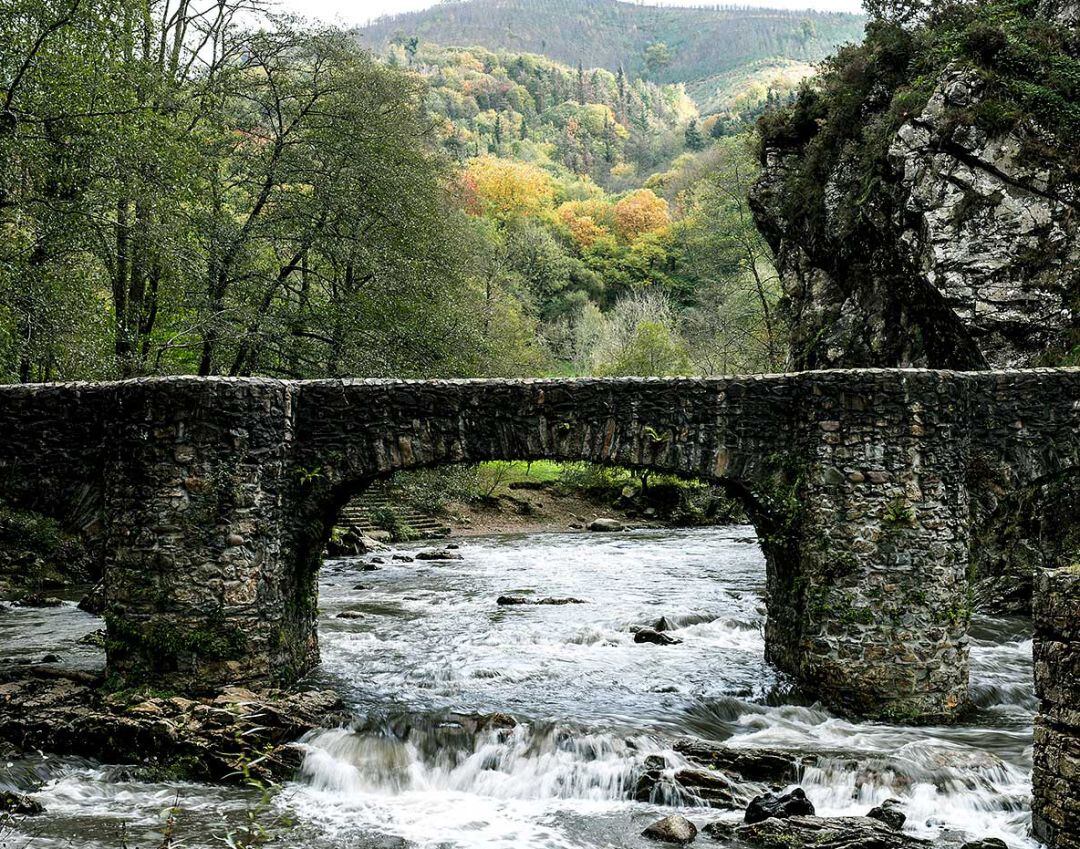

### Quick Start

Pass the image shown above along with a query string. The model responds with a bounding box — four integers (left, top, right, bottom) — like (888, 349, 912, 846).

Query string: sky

(283, 0, 867, 28)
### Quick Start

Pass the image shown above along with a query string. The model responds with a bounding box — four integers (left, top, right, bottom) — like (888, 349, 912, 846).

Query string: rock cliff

(750, 1, 1080, 611)
(752, 7, 1078, 371)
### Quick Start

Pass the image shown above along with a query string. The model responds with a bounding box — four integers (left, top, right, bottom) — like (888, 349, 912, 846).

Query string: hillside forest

(0, 0, 863, 384)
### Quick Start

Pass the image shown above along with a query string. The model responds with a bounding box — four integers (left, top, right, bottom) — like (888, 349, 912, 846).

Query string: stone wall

(1033, 565, 1080, 849)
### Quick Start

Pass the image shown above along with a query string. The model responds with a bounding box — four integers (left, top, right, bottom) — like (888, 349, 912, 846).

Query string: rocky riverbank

(0, 666, 349, 784)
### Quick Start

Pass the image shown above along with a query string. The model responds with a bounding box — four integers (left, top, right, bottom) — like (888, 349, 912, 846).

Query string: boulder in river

(587, 518, 624, 532)
(77, 581, 106, 615)
(653, 616, 677, 632)
(634, 627, 682, 646)
(745, 787, 815, 823)
(0, 790, 43, 816)
(642, 814, 698, 844)
(415, 548, 463, 561)
(704, 815, 929, 848)
(497, 596, 586, 606)
(960, 840, 1008, 849)
(636, 765, 750, 809)
(674, 739, 807, 784)
(867, 798, 906, 830)
(336, 611, 363, 620)
(14, 594, 62, 608)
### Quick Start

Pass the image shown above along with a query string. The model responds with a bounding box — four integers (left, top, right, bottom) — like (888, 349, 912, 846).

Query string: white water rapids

(1, 526, 1039, 848)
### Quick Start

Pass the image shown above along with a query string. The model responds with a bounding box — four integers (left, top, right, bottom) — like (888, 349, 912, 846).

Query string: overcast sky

(282, 0, 867, 28)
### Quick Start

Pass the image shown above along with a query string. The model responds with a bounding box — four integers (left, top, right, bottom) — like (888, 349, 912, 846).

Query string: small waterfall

(296, 717, 641, 802)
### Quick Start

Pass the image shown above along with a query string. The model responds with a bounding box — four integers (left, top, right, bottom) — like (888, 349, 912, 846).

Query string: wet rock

(496, 596, 586, 606)
(352, 583, 370, 590)
(14, 594, 62, 608)
(674, 739, 806, 784)
(704, 815, 928, 848)
(391, 554, 414, 563)
(961, 840, 1008, 849)
(634, 628, 682, 646)
(0, 668, 349, 783)
(77, 581, 106, 616)
(415, 548, 463, 561)
(867, 798, 906, 830)
(326, 527, 374, 558)
(0, 790, 43, 815)
(448, 711, 517, 733)
(642, 814, 698, 844)
(653, 616, 677, 632)
(369, 557, 385, 565)
(359, 563, 380, 572)
(40, 654, 60, 664)
(745, 787, 814, 823)
(587, 518, 624, 532)
(79, 629, 106, 648)
(336, 611, 363, 620)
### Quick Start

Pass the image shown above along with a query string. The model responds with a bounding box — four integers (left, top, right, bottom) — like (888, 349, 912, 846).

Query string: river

(1, 526, 1037, 848)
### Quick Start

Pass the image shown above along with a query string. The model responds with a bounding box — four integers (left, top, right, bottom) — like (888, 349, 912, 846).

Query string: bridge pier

(764, 372, 972, 721)
(102, 379, 311, 691)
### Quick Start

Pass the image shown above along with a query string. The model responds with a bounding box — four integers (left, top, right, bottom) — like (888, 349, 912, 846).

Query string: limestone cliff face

(752, 68, 1078, 371)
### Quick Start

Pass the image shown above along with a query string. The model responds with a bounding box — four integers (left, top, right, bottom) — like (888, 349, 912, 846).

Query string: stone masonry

(0, 369, 1078, 837)
(1033, 565, 1080, 849)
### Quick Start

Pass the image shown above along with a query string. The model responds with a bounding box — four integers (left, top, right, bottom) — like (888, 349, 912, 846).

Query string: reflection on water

(2, 527, 1038, 848)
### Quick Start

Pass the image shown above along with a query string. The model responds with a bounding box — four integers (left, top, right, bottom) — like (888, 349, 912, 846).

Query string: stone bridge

(0, 369, 1078, 843)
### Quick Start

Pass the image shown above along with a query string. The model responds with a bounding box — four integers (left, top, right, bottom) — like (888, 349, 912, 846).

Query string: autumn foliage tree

(613, 189, 670, 242)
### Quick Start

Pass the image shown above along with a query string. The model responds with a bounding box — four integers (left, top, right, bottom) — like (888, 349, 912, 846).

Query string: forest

(0, 0, 814, 385)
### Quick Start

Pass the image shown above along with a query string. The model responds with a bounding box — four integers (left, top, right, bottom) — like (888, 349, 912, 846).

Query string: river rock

(326, 527, 373, 558)
(77, 581, 106, 616)
(14, 594, 62, 608)
(634, 763, 749, 810)
(0, 667, 349, 783)
(674, 739, 806, 784)
(415, 548, 463, 561)
(960, 840, 1008, 849)
(653, 616, 677, 632)
(745, 787, 815, 823)
(642, 814, 698, 844)
(634, 628, 682, 646)
(496, 596, 586, 606)
(391, 554, 414, 563)
(867, 798, 906, 830)
(704, 815, 929, 848)
(587, 518, 624, 532)
(0, 790, 43, 815)
(336, 611, 363, 619)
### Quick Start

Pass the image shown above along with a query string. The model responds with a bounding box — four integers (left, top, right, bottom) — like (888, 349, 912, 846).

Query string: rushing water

(1, 527, 1038, 848)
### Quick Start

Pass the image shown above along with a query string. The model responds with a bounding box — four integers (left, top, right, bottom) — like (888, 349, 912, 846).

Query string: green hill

(357, 0, 865, 88)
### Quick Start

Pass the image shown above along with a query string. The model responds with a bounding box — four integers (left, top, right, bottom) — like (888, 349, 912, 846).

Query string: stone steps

(336, 492, 450, 539)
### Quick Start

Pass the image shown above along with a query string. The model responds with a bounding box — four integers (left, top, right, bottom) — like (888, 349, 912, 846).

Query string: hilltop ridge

(357, 0, 865, 86)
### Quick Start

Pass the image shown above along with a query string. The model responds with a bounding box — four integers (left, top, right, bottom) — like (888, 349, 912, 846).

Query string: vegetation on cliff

(758, 0, 1080, 273)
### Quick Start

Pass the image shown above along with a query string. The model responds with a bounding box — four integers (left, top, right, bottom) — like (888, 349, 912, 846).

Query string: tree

(463, 156, 554, 225)
(613, 189, 670, 242)
(643, 42, 672, 78)
(685, 118, 706, 151)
